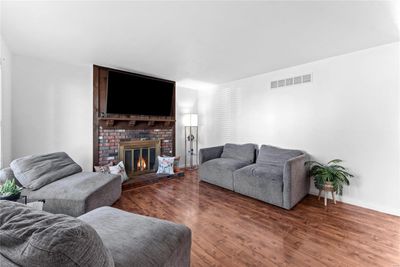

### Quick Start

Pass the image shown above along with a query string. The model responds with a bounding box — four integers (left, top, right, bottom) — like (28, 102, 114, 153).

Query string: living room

(0, 1, 399, 266)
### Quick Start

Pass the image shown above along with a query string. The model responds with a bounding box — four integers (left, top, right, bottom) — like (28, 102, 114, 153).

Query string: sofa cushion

(233, 164, 284, 206)
(0, 200, 114, 267)
(23, 172, 121, 217)
(221, 143, 257, 164)
(256, 145, 302, 167)
(0, 167, 22, 187)
(199, 158, 249, 190)
(79, 207, 191, 267)
(10, 152, 82, 190)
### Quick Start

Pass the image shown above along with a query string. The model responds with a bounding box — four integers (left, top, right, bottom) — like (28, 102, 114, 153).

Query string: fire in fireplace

(137, 157, 147, 171)
(119, 140, 161, 177)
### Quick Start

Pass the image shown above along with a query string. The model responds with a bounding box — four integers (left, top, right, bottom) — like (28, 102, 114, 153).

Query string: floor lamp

(183, 114, 198, 169)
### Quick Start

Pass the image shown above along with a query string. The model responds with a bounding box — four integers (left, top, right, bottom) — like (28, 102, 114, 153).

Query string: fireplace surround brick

(98, 127, 174, 165)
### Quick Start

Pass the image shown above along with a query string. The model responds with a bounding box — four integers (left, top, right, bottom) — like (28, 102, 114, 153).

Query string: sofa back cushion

(257, 145, 303, 167)
(0, 200, 114, 267)
(221, 143, 257, 164)
(10, 152, 82, 190)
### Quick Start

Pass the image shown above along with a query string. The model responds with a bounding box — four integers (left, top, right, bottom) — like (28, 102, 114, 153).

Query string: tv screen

(106, 70, 174, 116)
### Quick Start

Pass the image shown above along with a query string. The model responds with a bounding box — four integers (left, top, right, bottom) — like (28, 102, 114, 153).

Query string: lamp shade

(182, 113, 198, 126)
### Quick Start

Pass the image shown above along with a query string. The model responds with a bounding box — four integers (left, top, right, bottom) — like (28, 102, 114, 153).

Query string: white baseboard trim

(309, 188, 400, 217)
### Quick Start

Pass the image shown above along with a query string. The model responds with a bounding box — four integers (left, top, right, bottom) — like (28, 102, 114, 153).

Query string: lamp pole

(184, 114, 198, 170)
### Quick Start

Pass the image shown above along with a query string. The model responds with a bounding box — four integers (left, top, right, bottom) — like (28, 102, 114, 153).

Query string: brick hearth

(98, 126, 174, 165)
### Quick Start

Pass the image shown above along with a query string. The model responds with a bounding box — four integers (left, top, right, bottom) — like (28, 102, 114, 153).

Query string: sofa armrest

(282, 154, 310, 209)
(199, 146, 224, 164)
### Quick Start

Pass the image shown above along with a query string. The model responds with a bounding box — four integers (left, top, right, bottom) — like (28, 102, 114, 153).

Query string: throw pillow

(0, 200, 114, 267)
(156, 156, 175, 175)
(109, 161, 129, 182)
(94, 162, 113, 174)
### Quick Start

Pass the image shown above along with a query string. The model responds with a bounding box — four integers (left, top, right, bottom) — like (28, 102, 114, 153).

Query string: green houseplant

(0, 179, 23, 201)
(305, 159, 353, 195)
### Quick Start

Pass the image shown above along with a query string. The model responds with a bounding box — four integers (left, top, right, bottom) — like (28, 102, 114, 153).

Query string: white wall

(12, 56, 93, 170)
(198, 42, 400, 216)
(10, 55, 198, 170)
(175, 86, 198, 167)
(0, 36, 13, 167)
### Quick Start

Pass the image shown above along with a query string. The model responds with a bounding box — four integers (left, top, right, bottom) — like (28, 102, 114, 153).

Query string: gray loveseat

(199, 144, 309, 209)
(0, 201, 192, 267)
(0, 152, 121, 217)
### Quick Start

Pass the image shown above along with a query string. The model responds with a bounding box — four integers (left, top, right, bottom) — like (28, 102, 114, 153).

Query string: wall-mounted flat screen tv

(106, 70, 174, 116)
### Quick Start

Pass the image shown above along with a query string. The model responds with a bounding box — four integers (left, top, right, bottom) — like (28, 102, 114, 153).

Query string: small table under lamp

(183, 114, 198, 170)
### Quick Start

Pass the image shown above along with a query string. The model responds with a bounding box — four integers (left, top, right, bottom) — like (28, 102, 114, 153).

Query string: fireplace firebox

(119, 140, 161, 177)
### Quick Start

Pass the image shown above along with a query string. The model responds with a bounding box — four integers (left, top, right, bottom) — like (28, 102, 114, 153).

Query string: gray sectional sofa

(199, 143, 309, 209)
(0, 152, 121, 216)
(0, 201, 192, 267)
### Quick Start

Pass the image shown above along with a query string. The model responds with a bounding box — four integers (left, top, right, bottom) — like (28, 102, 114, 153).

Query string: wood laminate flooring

(113, 170, 400, 266)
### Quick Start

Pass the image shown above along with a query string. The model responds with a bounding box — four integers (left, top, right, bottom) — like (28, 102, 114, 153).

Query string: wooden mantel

(97, 115, 175, 128)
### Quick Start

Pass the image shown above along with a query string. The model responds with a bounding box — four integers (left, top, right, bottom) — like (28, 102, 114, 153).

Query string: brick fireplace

(98, 127, 174, 166)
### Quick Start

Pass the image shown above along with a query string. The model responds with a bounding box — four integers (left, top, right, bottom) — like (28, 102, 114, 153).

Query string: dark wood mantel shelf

(97, 115, 175, 128)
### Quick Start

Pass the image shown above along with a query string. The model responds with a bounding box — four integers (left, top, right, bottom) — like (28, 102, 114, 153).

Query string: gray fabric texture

(256, 145, 302, 167)
(22, 172, 121, 217)
(199, 146, 224, 164)
(199, 158, 249, 190)
(283, 154, 309, 209)
(10, 152, 82, 190)
(233, 164, 284, 206)
(0, 167, 22, 187)
(79, 207, 191, 267)
(0, 200, 114, 267)
(221, 143, 257, 164)
(0, 253, 19, 267)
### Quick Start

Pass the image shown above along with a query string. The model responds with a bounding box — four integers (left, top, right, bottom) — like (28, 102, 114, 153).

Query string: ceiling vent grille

(270, 73, 312, 89)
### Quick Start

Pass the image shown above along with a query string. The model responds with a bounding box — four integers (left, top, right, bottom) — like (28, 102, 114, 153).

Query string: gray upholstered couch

(199, 144, 309, 209)
(0, 201, 192, 267)
(0, 152, 121, 217)
(199, 143, 258, 190)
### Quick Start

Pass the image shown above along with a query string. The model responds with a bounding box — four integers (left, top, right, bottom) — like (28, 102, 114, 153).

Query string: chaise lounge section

(2, 152, 121, 217)
(23, 172, 121, 217)
(79, 207, 192, 267)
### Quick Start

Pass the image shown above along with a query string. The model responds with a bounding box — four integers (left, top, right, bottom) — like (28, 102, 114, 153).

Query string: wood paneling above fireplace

(93, 65, 176, 167)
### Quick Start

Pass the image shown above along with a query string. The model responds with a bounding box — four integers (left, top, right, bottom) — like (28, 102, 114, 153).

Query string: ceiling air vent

(270, 73, 312, 89)
(302, 74, 312, 83)
(293, 76, 302, 85)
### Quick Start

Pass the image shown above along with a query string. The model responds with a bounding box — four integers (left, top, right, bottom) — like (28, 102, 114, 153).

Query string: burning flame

(137, 157, 147, 171)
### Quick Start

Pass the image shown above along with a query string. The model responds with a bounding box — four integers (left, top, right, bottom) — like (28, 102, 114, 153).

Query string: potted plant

(0, 179, 23, 201)
(305, 159, 353, 198)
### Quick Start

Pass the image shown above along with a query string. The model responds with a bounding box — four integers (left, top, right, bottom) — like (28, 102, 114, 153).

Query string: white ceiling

(1, 1, 399, 87)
